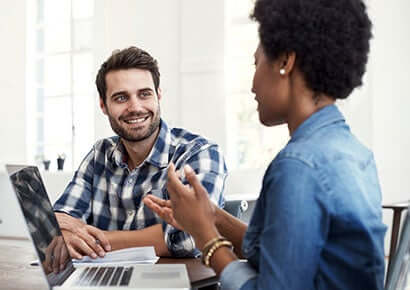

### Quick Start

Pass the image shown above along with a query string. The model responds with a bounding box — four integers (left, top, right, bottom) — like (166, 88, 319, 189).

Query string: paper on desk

(72, 246, 159, 265)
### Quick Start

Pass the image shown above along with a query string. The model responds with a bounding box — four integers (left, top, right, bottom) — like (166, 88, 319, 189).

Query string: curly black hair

(251, 0, 372, 99)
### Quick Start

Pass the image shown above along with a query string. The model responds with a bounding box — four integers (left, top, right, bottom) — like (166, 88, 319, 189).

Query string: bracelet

(202, 236, 225, 256)
(201, 238, 233, 267)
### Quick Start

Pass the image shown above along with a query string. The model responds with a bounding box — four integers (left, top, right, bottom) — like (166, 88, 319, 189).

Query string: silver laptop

(5, 164, 190, 290)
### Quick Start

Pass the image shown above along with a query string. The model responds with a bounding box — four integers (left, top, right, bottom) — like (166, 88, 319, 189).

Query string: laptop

(5, 164, 190, 290)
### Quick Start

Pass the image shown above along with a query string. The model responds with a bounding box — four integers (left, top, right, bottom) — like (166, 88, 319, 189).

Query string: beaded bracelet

(202, 236, 225, 257)
(202, 238, 233, 267)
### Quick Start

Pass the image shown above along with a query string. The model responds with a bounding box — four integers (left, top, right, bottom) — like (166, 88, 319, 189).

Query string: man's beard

(108, 107, 161, 142)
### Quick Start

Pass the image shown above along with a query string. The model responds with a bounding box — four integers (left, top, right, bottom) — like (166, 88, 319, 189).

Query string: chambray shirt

(220, 105, 386, 289)
(54, 120, 227, 257)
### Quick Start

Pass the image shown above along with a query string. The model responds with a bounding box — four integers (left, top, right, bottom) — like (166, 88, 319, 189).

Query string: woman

(144, 0, 386, 289)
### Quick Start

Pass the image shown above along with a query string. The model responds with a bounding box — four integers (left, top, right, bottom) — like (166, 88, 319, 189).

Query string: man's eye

(141, 91, 152, 97)
(116, 95, 127, 102)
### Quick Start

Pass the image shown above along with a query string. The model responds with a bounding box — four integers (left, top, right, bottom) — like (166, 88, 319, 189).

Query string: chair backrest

(385, 206, 410, 290)
(223, 199, 248, 219)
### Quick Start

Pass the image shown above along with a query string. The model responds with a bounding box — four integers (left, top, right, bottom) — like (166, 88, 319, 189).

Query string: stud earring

(280, 68, 286, 75)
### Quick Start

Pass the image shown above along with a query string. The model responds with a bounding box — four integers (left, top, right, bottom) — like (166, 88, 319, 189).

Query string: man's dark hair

(96, 46, 160, 104)
(251, 0, 372, 99)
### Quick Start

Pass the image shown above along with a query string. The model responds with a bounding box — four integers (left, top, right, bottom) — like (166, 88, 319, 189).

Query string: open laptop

(5, 164, 190, 290)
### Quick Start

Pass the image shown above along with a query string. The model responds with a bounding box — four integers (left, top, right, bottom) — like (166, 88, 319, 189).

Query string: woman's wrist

(193, 224, 220, 250)
(214, 206, 224, 228)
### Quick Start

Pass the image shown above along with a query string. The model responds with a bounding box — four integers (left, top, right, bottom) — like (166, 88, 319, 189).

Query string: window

(27, 0, 95, 171)
(225, 0, 289, 170)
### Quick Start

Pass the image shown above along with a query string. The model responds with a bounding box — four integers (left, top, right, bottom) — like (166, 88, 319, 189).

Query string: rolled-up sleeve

(53, 148, 95, 221)
(220, 260, 258, 290)
(164, 144, 228, 257)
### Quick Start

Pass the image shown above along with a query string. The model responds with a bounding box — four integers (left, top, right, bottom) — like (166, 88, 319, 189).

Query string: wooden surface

(0, 238, 217, 290)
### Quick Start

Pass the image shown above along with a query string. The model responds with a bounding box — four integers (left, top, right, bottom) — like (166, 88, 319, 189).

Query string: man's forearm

(104, 224, 170, 257)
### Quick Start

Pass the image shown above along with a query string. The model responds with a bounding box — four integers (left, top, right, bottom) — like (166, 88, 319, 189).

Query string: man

(54, 47, 227, 260)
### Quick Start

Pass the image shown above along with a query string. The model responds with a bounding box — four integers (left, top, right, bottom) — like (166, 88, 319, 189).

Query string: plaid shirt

(53, 120, 227, 257)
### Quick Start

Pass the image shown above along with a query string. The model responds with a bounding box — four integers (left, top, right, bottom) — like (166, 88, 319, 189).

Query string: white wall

(0, 1, 27, 163)
(369, 0, 410, 204)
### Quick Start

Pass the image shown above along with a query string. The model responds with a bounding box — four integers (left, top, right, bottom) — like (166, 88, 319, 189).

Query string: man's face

(100, 68, 161, 142)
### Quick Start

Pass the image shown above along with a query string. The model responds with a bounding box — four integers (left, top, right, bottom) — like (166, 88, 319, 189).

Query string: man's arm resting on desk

(105, 224, 170, 257)
(56, 212, 170, 258)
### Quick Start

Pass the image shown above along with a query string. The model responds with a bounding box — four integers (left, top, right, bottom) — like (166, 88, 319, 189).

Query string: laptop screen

(6, 165, 75, 288)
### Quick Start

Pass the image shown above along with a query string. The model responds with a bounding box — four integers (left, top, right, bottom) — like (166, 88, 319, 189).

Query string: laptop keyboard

(74, 266, 134, 287)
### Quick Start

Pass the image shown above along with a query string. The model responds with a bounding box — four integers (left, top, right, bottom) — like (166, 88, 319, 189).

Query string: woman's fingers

(145, 194, 172, 208)
(184, 165, 209, 201)
(167, 163, 186, 200)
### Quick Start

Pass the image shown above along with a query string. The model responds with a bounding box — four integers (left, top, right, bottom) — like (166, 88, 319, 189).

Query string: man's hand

(43, 235, 70, 274)
(55, 212, 86, 232)
(55, 213, 111, 259)
(143, 195, 184, 231)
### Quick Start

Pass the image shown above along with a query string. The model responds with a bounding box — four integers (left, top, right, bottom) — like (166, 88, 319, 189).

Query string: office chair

(223, 199, 248, 219)
(383, 201, 410, 275)
(385, 206, 410, 290)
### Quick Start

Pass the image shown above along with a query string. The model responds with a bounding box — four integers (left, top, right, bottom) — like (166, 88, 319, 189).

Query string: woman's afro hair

(251, 0, 372, 99)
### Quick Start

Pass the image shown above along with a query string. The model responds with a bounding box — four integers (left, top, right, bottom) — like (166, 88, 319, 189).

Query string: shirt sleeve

(221, 157, 330, 289)
(164, 144, 228, 257)
(53, 148, 95, 221)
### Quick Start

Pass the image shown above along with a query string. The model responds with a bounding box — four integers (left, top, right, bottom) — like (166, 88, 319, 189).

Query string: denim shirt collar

(290, 104, 345, 142)
(109, 119, 171, 169)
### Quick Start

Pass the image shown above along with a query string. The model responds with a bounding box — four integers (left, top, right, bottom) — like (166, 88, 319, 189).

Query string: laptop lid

(5, 164, 75, 289)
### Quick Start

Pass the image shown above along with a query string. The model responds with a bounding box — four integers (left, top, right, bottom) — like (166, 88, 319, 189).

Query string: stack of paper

(72, 246, 159, 265)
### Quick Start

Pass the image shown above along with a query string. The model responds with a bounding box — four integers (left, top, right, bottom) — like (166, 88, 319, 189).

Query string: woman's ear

(278, 52, 296, 76)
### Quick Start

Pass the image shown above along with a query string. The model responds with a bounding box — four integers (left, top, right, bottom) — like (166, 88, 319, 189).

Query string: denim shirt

(220, 105, 386, 290)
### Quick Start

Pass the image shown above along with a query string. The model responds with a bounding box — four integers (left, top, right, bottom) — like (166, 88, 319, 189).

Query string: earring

(280, 69, 286, 75)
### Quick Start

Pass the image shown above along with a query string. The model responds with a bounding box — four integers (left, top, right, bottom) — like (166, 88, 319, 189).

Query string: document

(72, 246, 159, 265)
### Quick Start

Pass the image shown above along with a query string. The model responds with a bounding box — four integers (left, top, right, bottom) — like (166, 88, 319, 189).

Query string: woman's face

(252, 44, 289, 126)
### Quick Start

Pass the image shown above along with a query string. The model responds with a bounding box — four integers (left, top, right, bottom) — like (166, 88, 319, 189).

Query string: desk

(0, 238, 218, 290)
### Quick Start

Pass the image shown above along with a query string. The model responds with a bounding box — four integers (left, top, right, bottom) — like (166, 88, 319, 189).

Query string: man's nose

(127, 96, 143, 112)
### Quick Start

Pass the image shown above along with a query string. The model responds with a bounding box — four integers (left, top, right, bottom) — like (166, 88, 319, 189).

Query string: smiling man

(53, 47, 227, 259)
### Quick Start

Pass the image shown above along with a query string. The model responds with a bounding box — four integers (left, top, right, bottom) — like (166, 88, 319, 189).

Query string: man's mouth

(122, 115, 150, 124)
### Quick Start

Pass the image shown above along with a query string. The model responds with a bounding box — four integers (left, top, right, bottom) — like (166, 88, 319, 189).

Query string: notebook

(5, 164, 190, 290)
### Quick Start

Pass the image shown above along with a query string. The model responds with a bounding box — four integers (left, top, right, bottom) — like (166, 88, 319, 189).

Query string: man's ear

(157, 88, 162, 101)
(99, 98, 108, 115)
